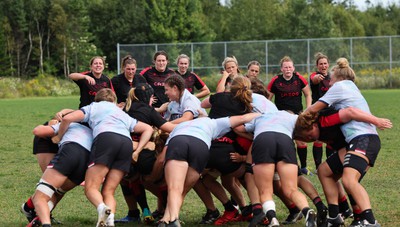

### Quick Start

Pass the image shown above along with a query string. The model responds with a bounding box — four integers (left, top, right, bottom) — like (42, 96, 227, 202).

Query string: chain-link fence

(117, 35, 400, 86)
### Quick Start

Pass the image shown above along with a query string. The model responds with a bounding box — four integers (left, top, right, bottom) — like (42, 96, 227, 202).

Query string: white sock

(97, 203, 106, 213)
(262, 200, 276, 214)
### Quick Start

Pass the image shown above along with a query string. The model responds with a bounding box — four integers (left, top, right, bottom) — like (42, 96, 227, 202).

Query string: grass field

(1, 90, 399, 227)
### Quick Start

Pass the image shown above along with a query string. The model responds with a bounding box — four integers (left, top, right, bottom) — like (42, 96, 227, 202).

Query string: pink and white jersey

(251, 93, 278, 114)
(52, 122, 93, 151)
(81, 101, 137, 139)
(245, 111, 298, 139)
(166, 117, 231, 148)
(318, 80, 377, 142)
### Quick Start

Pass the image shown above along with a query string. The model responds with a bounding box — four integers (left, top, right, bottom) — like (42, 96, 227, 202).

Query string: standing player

(175, 54, 210, 99)
(140, 51, 175, 108)
(112, 55, 146, 107)
(69, 56, 114, 108)
(267, 56, 312, 175)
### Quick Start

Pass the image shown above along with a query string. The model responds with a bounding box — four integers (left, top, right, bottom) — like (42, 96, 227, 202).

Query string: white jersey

(164, 89, 207, 121)
(319, 80, 377, 142)
(251, 93, 278, 114)
(52, 122, 93, 151)
(166, 117, 231, 148)
(81, 101, 137, 139)
(245, 111, 298, 139)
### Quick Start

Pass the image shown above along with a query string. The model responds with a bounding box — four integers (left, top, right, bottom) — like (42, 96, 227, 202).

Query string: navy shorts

(347, 134, 381, 167)
(252, 132, 297, 165)
(207, 141, 242, 175)
(89, 132, 133, 173)
(48, 142, 90, 185)
(166, 135, 209, 174)
(33, 136, 59, 154)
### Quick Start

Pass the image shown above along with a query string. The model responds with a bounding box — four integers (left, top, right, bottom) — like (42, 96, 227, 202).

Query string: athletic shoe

(248, 212, 265, 227)
(96, 205, 111, 227)
(199, 208, 220, 224)
(143, 207, 155, 224)
(50, 214, 62, 225)
(360, 220, 381, 227)
(238, 205, 253, 222)
(26, 217, 41, 227)
(305, 209, 317, 227)
(106, 215, 115, 227)
(214, 209, 239, 225)
(235, 213, 253, 222)
(340, 208, 354, 220)
(326, 215, 344, 227)
(168, 219, 182, 227)
(152, 210, 165, 222)
(268, 217, 280, 227)
(316, 207, 328, 226)
(21, 203, 36, 222)
(114, 215, 141, 223)
(282, 211, 303, 224)
(301, 167, 314, 176)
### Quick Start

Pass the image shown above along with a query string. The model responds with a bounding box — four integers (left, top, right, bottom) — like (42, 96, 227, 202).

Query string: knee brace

(343, 153, 368, 176)
(36, 179, 56, 198)
(245, 163, 253, 174)
(326, 152, 344, 175)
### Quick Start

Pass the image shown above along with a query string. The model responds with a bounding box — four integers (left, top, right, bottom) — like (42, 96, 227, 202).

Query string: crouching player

(24, 120, 93, 227)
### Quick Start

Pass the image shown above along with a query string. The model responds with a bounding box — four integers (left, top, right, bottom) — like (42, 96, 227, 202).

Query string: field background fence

(117, 35, 400, 87)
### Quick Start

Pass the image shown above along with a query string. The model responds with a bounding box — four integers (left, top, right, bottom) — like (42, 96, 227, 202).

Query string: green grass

(1, 90, 399, 226)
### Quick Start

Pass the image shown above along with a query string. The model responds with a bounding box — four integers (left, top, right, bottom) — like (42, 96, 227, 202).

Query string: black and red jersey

(317, 108, 347, 151)
(74, 71, 114, 108)
(176, 70, 206, 94)
(309, 71, 331, 103)
(111, 73, 147, 103)
(140, 66, 175, 108)
(267, 72, 308, 114)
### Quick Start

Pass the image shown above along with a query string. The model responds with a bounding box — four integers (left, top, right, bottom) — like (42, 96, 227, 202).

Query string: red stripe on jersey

(319, 113, 341, 127)
(267, 75, 279, 92)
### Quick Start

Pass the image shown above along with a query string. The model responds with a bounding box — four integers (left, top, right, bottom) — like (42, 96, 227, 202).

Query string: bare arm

(132, 122, 154, 162)
(52, 110, 85, 143)
(229, 112, 261, 128)
(304, 101, 328, 114)
(201, 97, 212, 108)
(216, 71, 229, 93)
(169, 111, 194, 124)
(302, 85, 312, 108)
(55, 109, 75, 121)
(69, 73, 95, 85)
(195, 85, 211, 99)
(158, 122, 176, 133)
(33, 125, 56, 138)
(267, 91, 274, 100)
(339, 107, 392, 130)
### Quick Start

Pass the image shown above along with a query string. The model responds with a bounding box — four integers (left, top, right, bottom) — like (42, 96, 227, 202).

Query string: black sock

(297, 146, 308, 168)
(266, 210, 276, 222)
(230, 195, 238, 207)
(42, 225, 51, 227)
(313, 197, 326, 213)
(135, 184, 150, 212)
(338, 197, 350, 213)
(361, 209, 376, 224)
(252, 203, 263, 216)
(301, 207, 311, 218)
(128, 209, 140, 218)
(328, 204, 339, 218)
(223, 200, 236, 212)
(288, 205, 300, 215)
(313, 145, 323, 169)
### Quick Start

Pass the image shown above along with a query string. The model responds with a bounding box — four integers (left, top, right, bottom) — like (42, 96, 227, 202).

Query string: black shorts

(347, 134, 381, 167)
(136, 149, 157, 175)
(207, 141, 242, 175)
(48, 142, 90, 185)
(33, 136, 59, 154)
(166, 135, 209, 174)
(89, 132, 133, 173)
(252, 132, 297, 165)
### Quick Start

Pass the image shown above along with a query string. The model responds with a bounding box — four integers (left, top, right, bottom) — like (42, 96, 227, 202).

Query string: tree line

(1, 0, 399, 79)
